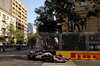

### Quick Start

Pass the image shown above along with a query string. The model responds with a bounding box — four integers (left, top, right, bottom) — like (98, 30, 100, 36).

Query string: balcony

(24, 31, 27, 35)
(12, 9, 16, 13)
(2, 17, 6, 22)
(24, 28, 27, 31)
(10, 21, 13, 25)
(57, 23, 62, 26)
(24, 25, 27, 28)
(4, 33, 9, 37)
(1, 24, 6, 29)
(1, 34, 5, 36)
(1, 31, 5, 36)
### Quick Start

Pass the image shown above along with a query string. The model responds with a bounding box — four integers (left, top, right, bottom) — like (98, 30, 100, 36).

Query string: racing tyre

(27, 55, 32, 60)
(49, 56, 54, 62)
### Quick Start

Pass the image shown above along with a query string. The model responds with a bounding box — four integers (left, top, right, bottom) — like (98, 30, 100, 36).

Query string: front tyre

(27, 54, 32, 60)
(49, 56, 54, 62)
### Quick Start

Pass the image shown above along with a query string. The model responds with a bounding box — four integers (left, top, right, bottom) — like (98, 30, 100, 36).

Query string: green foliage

(45, 0, 86, 32)
(7, 24, 16, 36)
(7, 24, 25, 44)
(35, 0, 87, 32)
(87, 0, 100, 17)
(15, 29, 24, 43)
(7, 24, 16, 43)
(45, 0, 72, 22)
(35, 6, 57, 33)
(0, 36, 5, 41)
(28, 33, 39, 47)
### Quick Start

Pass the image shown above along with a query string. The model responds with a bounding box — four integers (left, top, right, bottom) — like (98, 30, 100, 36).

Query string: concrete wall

(0, 0, 12, 14)
(62, 1, 100, 32)
(75, 1, 94, 11)
(88, 17, 99, 32)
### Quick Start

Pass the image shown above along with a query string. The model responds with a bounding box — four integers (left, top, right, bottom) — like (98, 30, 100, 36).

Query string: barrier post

(38, 36, 41, 50)
(86, 33, 89, 51)
(59, 34, 62, 51)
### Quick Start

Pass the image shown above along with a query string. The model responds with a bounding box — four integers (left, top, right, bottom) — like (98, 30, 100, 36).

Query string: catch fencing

(37, 32, 100, 51)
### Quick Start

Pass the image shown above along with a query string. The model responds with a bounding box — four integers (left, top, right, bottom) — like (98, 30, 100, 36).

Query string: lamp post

(71, 0, 75, 32)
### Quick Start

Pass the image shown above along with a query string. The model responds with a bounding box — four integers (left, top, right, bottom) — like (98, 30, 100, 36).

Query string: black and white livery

(27, 51, 69, 63)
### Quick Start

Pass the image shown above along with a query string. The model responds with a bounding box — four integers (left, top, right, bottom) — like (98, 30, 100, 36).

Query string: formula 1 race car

(49, 54, 69, 63)
(27, 51, 69, 63)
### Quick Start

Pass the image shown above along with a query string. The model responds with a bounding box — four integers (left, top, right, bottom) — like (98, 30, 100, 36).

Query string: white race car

(27, 51, 69, 62)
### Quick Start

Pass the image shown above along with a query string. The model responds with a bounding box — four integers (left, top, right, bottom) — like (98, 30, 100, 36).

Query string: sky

(19, 0, 45, 24)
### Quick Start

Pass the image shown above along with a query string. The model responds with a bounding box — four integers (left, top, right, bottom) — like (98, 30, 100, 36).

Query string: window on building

(2, 21, 6, 27)
(82, 24, 87, 30)
(89, 36, 95, 41)
(2, 14, 6, 19)
(74, 25, 76, 30)
(7, 16, 9, 20)
(0, 12, 1, 17)
(18, 23, 21, 26)
(1, 29, 5, 34)
(18, 27, 21, 30)
(84, 24, 87, 29)
(80, 0, 87, 6)
(10, 18, 12, 21)
(16, 5, 18, 8)
(18, 8, 21, 10)
(14, 20, 15, 22)
(22, 25, 24, 27)
(13, 2, 15, 5)
(81, 18, 87, 30)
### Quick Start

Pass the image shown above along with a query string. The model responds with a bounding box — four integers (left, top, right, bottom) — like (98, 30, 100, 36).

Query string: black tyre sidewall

(49, 56, 54, 62)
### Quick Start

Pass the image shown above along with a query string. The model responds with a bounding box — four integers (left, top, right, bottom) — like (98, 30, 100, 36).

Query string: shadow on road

(0, 56, 44, 63)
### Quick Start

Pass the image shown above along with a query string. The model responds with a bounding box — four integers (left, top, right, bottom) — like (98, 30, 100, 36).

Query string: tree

(15, 29, 24, 44)
(45, 0, 85, 32)
(7, 24, 16, 44)
(0, 36, 5, 41)
(35, 6, 57, 33)
(86, 0, 100, 17)
(45, 0, 72, 32)
(28, 33, 39, 48)
(7, 24, 25, 45)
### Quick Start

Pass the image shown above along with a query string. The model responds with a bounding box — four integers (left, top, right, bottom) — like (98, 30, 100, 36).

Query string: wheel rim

(49, 56, 54, 62)
(28, 55, 31, 59)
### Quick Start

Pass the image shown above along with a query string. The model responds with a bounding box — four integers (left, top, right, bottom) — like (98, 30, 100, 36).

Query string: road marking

(91, 60, 100, 61)
(42, 60, 77, 66)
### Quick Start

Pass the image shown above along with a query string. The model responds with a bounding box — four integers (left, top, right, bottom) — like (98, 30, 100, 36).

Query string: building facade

(59, 0, 100, 50)
(0, 0, 28, 43)
(0, 9, 16, 45)
(28, 23, 36, 34)
(60, 0, 100, 32)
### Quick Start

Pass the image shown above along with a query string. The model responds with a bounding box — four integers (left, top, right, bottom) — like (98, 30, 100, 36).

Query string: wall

(56, 51, 100, 60)
(0, 0, 12, 14)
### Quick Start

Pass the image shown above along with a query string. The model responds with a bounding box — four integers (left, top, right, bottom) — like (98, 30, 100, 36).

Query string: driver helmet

(40, 52, 43, 54)
(59, 54, 63, 57)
